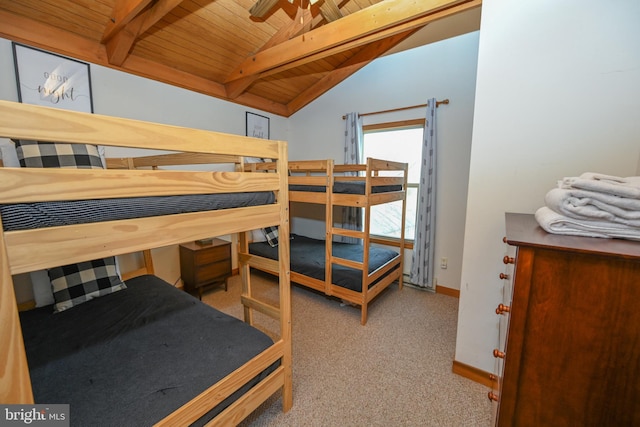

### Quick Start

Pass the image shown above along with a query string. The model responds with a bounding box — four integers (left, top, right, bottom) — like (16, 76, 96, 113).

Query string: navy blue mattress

(19, 275, 277, 426)
(1, 192, 275, 231)
(249, 234, 399, 292)
(289, 181, 401, 194)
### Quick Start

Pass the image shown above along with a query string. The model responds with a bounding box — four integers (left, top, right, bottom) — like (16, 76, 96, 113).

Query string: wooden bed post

(0, 219, 34, 403)
(398, 162, 408, 289)
(324, 159, 334, 296)
(277, 143, 293, 412)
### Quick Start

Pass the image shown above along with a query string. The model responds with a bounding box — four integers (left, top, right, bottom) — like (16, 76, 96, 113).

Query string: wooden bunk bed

(248, 158, 407, 325)
(0, 100, 292, 426)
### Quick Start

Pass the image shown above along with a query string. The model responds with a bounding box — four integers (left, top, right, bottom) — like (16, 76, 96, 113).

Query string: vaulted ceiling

(0, 0, 481, 117)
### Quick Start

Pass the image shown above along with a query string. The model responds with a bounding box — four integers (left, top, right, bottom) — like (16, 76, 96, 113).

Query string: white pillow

(251, 229, 267, 243)
(0, 138, 20, 167)
(31, 270, 55, 307)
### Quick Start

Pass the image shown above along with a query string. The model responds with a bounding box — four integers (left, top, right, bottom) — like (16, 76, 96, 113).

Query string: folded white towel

(561, 172, 640, 199)
(535, 207, 640, 241)
(545, 187, 640, 226)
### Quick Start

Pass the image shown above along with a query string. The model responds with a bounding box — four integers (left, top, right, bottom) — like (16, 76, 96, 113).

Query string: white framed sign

(246, 112, 270, 139)
(12, 43, 94, 113)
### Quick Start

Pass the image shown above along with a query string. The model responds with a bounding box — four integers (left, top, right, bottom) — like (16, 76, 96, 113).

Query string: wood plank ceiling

(0, 0, 481, 117)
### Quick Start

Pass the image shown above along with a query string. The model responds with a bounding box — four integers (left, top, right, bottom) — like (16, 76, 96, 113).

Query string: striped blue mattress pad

(0, 192, 275, 231)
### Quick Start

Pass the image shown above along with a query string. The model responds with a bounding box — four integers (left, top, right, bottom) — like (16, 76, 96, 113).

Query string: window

(362, 119, 424, 241)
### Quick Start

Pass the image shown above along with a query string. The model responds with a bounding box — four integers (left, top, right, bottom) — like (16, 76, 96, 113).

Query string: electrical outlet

(440, 257, 448, 269)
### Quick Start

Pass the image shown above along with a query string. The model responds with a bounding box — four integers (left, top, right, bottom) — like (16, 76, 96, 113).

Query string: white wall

(289, 31, 480, 289)
(456, 0, 640, 372)
(0, 38, 289, 286)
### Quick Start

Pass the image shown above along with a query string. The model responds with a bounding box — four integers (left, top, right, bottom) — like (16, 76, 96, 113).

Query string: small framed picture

(246, 112, 270, 139)
(12, 43, 94, 113)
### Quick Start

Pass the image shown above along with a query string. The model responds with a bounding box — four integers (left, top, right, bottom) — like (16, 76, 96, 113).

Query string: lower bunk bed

(19, 273, 278, 426)
(0, 100, 292, 426)
(250, 233, 401, 292)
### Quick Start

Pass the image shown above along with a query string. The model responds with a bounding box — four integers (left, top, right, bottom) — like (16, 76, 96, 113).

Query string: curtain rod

(342, 99, 449, 120)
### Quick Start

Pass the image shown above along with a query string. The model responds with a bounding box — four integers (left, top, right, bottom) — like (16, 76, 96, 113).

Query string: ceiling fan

(249, 0, 343, 23)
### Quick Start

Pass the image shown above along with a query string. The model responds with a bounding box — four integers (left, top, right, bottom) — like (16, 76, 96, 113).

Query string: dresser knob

(499, 273, 510, 280)
(503, 255, 515, 265)
(493, 349, 506, 359)
(495, 304, 511, 315)
(489, 374, 498, 382)
(488, 391, 499, 402)
(502, 236, 507, 243)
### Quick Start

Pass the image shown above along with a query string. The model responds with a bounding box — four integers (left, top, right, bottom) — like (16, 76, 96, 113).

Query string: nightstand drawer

(195, 260, 231, 283)
(194, 245, 230, 265)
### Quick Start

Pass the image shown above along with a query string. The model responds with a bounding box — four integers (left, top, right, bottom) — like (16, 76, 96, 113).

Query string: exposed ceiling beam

(105, 16, 145, 65)
(249, 0, 281, 19)
(318, 0, 343, 23)
(226, 6, 312, 99)
(233, 0, 481, 85)
(102, 0, 154, 43)
(225, 0, 474, 83)
(286, 28, 420, 114)
(105, 0, 184, 66)
(0, 10, 290, 116)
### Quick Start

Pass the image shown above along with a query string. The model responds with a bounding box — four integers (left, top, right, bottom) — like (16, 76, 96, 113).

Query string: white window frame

(362, 119, 424, 243)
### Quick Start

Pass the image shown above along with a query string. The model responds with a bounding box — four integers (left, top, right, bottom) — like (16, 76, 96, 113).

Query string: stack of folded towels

(535, 172, 640, 241)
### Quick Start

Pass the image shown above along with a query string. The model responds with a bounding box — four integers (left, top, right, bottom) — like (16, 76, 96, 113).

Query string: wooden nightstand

(179, 238, 231, 299)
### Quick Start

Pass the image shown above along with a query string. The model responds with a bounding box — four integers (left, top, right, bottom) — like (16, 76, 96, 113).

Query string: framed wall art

(246, 112, 270, 139)
(12, 43, 94, 113)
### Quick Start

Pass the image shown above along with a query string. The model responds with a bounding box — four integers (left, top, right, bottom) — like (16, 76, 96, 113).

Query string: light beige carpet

(202, 273, 493, 427)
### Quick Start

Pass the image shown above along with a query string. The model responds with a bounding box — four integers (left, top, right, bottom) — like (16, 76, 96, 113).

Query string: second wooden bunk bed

(248, 158, 408, 325)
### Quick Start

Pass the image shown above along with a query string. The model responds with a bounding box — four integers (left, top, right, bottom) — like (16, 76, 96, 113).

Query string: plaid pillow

(14, 140, 104, 169)
(262, 226, 279, 247)
(48, 257, 126, 313)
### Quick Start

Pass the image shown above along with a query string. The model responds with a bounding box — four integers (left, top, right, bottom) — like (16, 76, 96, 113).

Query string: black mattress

(19, 275, 277, 426)
(289, 181, 401, 194)
(1, 192, 275, 231)
(249, 234, 399, 292)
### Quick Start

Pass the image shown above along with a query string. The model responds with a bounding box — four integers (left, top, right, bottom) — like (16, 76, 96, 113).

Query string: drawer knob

(493, 349, 506, 359)
(488, 391, 499, 402)
(489, 374, 498, 382)
(499, 273, 510, 280)
(503, 255, 515, 265)
(495, 304, 511, 315)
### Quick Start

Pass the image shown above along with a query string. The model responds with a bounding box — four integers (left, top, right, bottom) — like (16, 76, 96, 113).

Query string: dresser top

(505, 212, 640, 259)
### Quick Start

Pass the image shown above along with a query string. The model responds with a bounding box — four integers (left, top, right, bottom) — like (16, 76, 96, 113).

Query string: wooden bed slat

(206, 366, 285, 427)
(157, 341, 285, 426)
(0, 168, 280, 203)
(238, 252, 280, 274)
(0, 100, 281, 159)
(240, 295, 280, 320)
(106, 152, 242, 169)
(5, 204, 281, 274)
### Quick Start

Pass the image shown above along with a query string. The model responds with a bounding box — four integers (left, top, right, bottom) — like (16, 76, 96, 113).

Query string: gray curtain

(410, 99, 437, 290)
(341, 112, 363, 244)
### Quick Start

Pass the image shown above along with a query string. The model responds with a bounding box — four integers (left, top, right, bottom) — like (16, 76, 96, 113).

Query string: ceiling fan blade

(319, 0, 342, 22)
(249, 0, 280, 18)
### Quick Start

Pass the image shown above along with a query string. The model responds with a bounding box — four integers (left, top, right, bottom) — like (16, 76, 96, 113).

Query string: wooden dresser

(492, 213, 640, 426)
(179, 239, 231, 299)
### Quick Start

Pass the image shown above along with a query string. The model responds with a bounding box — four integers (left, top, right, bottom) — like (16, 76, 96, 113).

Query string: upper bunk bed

(247, 158, 407, 325)
(0, 100, 292, 426)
